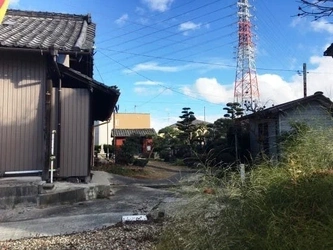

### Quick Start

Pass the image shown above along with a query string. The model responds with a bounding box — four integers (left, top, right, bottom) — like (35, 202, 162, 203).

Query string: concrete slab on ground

(0, 167, 200, 241)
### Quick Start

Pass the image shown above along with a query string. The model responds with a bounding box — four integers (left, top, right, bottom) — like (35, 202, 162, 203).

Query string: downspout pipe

(49, 47, 62, 174)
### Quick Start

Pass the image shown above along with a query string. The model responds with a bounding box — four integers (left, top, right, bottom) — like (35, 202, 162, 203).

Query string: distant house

(0, 10, 120, 181)
(160, 119, 212, 143)
(167, 119, 211, 129)
(240, 92, 333, 158)
(111, 128, 156, 154)
(94, 113, 151, 149)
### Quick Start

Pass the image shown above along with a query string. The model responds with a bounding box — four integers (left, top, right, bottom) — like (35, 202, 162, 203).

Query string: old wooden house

(240, 92, 333, 158)
(0, 10, 120, 182)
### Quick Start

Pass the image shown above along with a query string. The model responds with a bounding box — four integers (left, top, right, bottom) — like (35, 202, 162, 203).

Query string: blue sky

(9, 0, 333, 130)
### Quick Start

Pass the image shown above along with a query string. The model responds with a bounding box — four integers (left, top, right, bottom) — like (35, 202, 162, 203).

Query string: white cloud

(290, 16, 303, 28)
(257, 56, 333, 106)
(179, 21, 201, 35)
(135, 7, 146, 15)
(124, 61, 225, 74)
(182, 78, 234, 104)
(310, 19, 333, 34)
(151, 115, 178, 131)
(138, 17, 149, 25)
(115, 14, 129, 26)
(258, 74, 300, 106)
(124, 62, 180, 73)
(181, 85, 197, 99)
(134, 80, 161, 86)
(134, 86, 172, 96)
(9, 0, 20, 7)
(142, 0, 174, 12)
(180, 56, 333, 108)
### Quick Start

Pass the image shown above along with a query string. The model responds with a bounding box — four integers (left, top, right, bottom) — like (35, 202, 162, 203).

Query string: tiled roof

(240, 92, 333, 120)
(324, 43, 333, 57)
(112, 129, 157, 137)
(0, 9, 95, 52)
(169, 119, 211, 128)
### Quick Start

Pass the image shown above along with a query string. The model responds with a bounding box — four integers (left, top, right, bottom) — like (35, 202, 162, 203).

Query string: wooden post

(303, 63, 307, 98)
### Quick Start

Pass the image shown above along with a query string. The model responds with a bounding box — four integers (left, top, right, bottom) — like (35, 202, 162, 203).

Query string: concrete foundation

(0, 176, 112, 209)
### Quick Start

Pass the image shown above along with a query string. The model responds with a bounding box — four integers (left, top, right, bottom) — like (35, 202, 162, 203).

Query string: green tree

(153, 126, 180, 162)
(175, 107, 198, 159)
(204, 118, 235, 167)
(223, 102, 244, 164)
(176, 107, 197, 146)
(115, 134, 141, 165)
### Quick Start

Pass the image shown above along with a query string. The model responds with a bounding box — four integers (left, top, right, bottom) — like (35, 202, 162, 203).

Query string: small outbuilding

(240, 92, 333, 159)
(0, 10, 120, 182)
(112, 129, 156, 154)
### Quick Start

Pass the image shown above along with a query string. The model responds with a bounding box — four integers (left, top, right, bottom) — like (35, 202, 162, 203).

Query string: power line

(97, 0, 202, 43)
(98, 47, 306, 74)
(98, 0, 229, 45)
(103, 9, 236, 55)
(98, 50, 228, 107)
(98, 20, 237, 73)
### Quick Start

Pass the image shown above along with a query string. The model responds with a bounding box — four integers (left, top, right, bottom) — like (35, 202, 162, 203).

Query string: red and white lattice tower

(234, 0, 259, 109)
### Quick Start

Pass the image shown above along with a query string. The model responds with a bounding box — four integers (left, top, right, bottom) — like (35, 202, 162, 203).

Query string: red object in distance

(0, 0, 4, 8)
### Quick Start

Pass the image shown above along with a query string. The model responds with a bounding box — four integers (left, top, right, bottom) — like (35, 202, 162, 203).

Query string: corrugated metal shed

(0, 9, 120, 181)
(0, 51, 45, 174)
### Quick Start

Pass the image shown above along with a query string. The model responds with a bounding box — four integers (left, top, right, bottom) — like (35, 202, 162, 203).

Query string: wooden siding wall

(56, 88, 90, 178)
(279, 102, 333, 132)
(249, 101, 333, 159)
(0, 51, 45, 173)
(249, 119, 278, 157)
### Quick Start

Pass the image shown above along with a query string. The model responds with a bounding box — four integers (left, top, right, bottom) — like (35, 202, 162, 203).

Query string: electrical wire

(98, 0, 230, 45)
(98, 50, 229, 106)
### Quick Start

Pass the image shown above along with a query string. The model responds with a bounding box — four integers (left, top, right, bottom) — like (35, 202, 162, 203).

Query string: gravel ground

(0, 222, 163, 250)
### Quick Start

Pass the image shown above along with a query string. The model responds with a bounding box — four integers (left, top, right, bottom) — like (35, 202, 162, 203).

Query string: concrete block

(95, 185, 112, 199)
(75, 189, 87, 202)
(0, 184, 39, 198)
(0, 195, 37, 209)
(37, 192, 60, 207)
(37, 188, 88, 207)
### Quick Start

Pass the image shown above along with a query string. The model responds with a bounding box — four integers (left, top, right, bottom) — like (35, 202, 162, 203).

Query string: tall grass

(155, 127, 333, 250)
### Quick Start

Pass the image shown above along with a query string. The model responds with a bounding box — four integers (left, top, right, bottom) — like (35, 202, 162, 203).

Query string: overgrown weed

(155, 127, 333, 250)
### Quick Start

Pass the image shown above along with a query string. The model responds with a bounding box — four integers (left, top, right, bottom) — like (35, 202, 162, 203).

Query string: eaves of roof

(324, 43, 333, 57)
(111, 129, 157, 137)
(239, 92, 333, 120)
(58, 64, 120, 121)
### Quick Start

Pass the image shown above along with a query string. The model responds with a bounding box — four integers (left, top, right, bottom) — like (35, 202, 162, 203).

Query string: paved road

(0, 170, 191, 241)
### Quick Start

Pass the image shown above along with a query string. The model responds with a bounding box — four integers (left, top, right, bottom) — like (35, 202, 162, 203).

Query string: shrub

(103, 144, 115, 158)
(94, 145, 101, 157)
(133, 158, 148, 167)
(156, 127, 333, 250)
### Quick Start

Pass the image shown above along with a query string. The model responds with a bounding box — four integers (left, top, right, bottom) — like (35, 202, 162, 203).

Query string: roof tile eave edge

(59, 64, 120, 95)
(0, 45, 93, 54)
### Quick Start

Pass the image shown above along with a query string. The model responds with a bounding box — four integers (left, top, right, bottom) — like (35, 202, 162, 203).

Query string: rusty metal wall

(57, 88, 90, 178)
(0, 51, 45, 173)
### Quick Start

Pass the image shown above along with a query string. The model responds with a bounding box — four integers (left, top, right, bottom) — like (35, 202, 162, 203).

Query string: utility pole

(113, 110, 116, 162)
(204, 106, 206, 122)
(303, 63, 307, 97)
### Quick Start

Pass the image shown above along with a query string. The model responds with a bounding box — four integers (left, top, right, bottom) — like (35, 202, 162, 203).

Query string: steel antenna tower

(234, 0, 259, 110)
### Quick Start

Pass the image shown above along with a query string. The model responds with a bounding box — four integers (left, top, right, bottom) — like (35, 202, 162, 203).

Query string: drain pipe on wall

(50, 130, 56, 183)
(50, 46, 62, 174)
